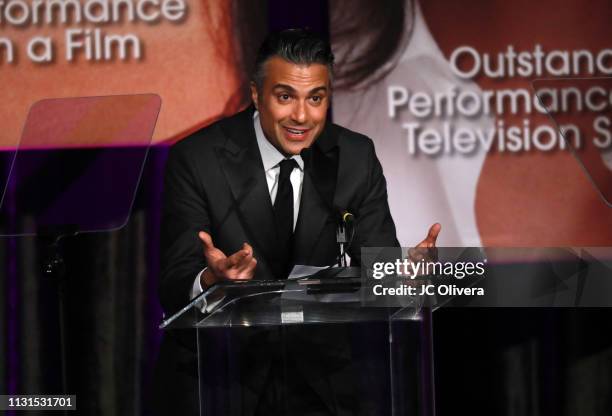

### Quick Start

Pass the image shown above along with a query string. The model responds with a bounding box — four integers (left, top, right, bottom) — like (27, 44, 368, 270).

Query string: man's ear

(250, 82, 259, 110)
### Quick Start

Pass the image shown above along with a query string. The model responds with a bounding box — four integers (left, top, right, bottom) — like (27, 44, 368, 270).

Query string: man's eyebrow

(309, 86, 328, 94)
(272, 84, 297, 92)
(272, 84, 329, 94)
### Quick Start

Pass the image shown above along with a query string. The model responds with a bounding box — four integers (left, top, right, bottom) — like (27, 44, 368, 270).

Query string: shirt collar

(254, 111, 304, 171)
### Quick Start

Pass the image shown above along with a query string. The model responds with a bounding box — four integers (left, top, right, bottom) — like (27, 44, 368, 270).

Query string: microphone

(340, 210, 354, 225)
(309, 207, 361, 281)
(299, 147, 357, 270)
(336, 210, 355, 267)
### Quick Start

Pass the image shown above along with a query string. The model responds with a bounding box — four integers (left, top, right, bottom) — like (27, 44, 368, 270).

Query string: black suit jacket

(154, 107, 399, 415)
(159, 106, 398, 314)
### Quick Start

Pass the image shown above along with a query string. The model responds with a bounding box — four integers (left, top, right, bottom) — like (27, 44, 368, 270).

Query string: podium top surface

(163, 279, 423, 329)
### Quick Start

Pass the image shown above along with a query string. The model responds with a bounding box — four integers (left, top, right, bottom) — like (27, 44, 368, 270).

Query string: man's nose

(290, 100, 307, 124)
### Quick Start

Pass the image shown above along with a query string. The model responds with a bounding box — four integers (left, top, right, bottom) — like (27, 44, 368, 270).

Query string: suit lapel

(293, 124, 340, 264)
(216, 108, 278, 266)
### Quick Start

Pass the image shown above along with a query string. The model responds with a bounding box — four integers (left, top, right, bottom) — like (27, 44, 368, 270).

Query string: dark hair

(330, 0, 414, 90)
(252, 28, 335, 90)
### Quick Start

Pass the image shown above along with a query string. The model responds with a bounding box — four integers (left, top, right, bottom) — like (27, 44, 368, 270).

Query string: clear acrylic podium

(164, 279, 435, 416)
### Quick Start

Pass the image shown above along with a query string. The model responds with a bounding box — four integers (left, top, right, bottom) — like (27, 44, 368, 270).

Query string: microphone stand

(307, 212, 360, 282)
(337, 220, 348, 267)
(40, 226, 78, 416)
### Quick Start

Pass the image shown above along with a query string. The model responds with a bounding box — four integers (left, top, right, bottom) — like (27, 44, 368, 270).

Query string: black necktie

(274, 158, 297, 278)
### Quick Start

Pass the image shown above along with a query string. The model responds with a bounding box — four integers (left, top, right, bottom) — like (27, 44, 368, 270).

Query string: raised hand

(408, 223, 441, 264)
(416, 223, 441, 249)
(198, 231, 257, 287)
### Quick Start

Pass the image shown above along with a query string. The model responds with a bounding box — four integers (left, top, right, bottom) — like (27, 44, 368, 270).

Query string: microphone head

(341, 211, 354, 223)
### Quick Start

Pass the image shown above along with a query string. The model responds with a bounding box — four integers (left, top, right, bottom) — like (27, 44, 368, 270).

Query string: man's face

(251, 56, 331, 156)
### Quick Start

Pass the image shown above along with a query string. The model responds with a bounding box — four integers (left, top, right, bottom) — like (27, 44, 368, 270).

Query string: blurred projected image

(330, 0, 612, 247)
(0, 1, 267, 148)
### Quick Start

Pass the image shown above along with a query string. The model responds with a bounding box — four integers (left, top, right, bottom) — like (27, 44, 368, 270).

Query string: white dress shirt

(190, 111, 304, 305)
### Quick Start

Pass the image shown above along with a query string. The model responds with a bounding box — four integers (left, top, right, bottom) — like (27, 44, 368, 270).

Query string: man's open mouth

(284, 127, 308, 135)
(283, 126, 310, 139)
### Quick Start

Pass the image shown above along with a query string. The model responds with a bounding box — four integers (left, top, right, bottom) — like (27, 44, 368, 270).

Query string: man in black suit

(154, 29, 440, 415)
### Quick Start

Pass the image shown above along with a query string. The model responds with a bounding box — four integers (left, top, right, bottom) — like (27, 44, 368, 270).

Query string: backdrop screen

(3, 0, 611, 246)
